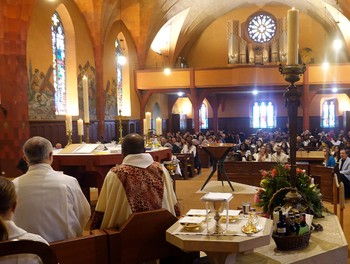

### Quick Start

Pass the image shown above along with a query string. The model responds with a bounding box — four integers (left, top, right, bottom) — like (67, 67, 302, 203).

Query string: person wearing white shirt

(90, 133, 180, 229)
(338, 148, 350, 197)
(0, 176, 48, 264)
(253, 145, 271, 162)
(181, 137, 197, 157)
(271, 146, 289, 163)
(13, 136, 91, 243)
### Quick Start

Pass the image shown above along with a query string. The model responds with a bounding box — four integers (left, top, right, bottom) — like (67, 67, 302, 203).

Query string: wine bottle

(294, 213, 301, 234)
(276, 211, 287, 236)
(298, 213, 310, 235)
(288, 215, 298, 236)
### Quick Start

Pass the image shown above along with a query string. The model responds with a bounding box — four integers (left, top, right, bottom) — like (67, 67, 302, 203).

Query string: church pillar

(0, 1, 35, 177)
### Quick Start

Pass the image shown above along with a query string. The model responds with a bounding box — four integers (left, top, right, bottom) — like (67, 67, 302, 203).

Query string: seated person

(271, 145, 288, 163)
(338, 148, 350, 197)
(322, 147, 336, 167)
(13, 136, 91, 242)
(235, 143, 251, 161)
(253, 145, 271, 162)
(90, 133, 180, 229)
(0, 176, 48, 263)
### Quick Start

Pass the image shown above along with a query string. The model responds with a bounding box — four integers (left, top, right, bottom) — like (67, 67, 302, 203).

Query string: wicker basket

(272, 231, 311, 250)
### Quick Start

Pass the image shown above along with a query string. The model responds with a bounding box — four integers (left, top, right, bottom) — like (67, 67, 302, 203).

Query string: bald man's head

(122, 133, 145, 157)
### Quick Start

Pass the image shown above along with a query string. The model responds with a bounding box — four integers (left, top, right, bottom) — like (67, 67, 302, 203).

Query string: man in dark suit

(338, 148, 350, 197)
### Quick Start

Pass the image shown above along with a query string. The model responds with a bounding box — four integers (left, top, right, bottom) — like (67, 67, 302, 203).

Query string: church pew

(104, 209, 198, 264)
(222, 161, 309, 187)
(309, 164, 334, 202)
(50, 229, 108, 264)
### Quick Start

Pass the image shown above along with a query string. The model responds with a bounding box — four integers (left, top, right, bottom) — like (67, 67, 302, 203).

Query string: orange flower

(271, 168, 277, 178)
(296, 168, 303, 175)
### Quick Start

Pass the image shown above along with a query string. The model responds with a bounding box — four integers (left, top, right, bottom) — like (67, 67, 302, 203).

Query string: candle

(82, 75, 90, 123)
(156, 117, 162, 135)
(77, 119, 84, 136)
(66, 114, 72, 131)
(145, 112, 151, 132)
(287, 8, 299, 65)
(143, 119, 147, 135)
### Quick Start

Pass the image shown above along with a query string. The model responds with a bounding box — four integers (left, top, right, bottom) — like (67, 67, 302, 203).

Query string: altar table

(52, 147, 172, 198)
(167, 214, 347, 264)
(166, 216, 273, 264)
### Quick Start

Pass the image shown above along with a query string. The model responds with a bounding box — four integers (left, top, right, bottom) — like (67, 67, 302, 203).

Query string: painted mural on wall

(78, 61, 97, 121)
(28, 65, 56, 120)
(105, 78, 118, 120)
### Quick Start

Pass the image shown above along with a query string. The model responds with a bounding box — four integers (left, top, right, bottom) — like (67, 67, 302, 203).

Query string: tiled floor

(175, 167, 350, 263)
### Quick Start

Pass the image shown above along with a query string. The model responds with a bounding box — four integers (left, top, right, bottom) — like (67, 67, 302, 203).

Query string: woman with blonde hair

(253, 145, 271, 162)
(322, 147, 336, 167)
(0, 176, 48, 263)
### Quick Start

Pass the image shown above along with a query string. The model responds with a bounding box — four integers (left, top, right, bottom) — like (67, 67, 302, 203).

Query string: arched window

(321, 99, 336, 128)
(51, 12, 66, 115)
(199, 103, 208, 129)
(252, 101, 275, 128)
(115, 39, 124, 113)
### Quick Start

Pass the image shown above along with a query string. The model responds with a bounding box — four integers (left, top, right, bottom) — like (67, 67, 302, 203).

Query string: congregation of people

(2, 127, 350, 262)
(156, 128, 350, 196)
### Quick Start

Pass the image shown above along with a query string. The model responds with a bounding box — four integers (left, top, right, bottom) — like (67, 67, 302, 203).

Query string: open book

(58, 144, 101, 154)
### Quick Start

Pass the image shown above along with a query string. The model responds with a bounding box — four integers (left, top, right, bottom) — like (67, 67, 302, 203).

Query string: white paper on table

(201, 192, 233, 202)
(186, 209, 207, 216)
(173, 217, 267, 237)
(178, 216, 206, 224)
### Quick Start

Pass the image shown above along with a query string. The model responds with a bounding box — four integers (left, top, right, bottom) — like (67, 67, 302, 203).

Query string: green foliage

(254, 164, 323, 217)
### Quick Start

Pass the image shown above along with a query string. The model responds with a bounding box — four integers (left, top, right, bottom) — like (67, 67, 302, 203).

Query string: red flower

(296, 168, 303, 175)
(284, 164, 291, 170)
(271, 169, 277, 178)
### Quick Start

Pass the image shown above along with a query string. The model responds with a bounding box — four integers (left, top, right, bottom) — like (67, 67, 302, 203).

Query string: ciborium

(201, 192, 233, 235)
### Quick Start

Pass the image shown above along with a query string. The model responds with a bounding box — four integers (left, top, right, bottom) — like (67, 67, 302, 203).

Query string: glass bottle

(276, 211, 287, 236)
(298, 213, 310, 235)
(288, 215, 298, 236)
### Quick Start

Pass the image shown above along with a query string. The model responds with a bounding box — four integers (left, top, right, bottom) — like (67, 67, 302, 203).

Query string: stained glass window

(51, 12, 66, 115)
(115, 39, 123, 113)
(322, 99, 336, 128)
(247, 13, 276, 43)
(252, 101, 275, 128)
(199, 103, 208, 129)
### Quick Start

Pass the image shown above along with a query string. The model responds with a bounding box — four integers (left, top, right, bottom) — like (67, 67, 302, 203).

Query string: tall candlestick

(77, 119, 84, 136)
(82, 75, 90, 123)
(287, 8, 299, 65)
(143, 119, 147, 135)
(145, 112, 151, 132)
(156, 117, 162, 135)
(66, 114, 72, 131)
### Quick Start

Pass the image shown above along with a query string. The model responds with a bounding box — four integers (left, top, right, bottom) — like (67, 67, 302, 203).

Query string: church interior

(1, 0, 350, 262)
(2, 0, 350, 178)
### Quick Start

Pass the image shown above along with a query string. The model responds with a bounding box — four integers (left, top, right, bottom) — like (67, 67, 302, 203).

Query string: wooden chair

(174, 153, 195, 179)
(333, 173, 339, 215)
(332, 173, 345, 228)
(105, 209, 198, 264)
(0, 240, 58, 264)
(339, 181, 345, 228)
(50, 230, 108, 264)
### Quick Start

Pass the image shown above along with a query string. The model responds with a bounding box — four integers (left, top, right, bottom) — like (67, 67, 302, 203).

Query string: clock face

(247, 14, 276, 43)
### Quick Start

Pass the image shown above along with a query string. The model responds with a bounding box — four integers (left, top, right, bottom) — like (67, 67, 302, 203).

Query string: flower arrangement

(254, 163, 324, 217)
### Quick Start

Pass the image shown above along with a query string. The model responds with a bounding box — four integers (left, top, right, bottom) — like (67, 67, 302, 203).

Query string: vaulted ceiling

(72, 0, 350, 66)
